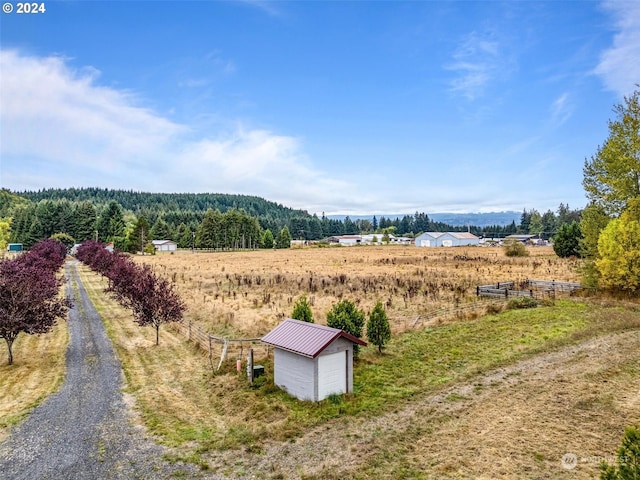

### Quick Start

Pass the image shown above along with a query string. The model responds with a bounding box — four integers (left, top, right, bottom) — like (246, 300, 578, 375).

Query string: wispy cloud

(445, 31, 501, 100)
(550, 92, 573, 126)
(595, 0, 640, 97)
(235, 0, 282, 17)
(0, 50, 352, 212)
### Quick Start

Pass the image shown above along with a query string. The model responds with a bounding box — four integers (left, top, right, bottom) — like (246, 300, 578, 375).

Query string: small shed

(261, 319, 367, 402)
(7, 243, 23, 252)
(152, 240, 178, 252)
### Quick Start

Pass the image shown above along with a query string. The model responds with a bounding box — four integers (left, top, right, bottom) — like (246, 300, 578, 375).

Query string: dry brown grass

(135, 245, 579, 338)
(0, 320, 68, 443)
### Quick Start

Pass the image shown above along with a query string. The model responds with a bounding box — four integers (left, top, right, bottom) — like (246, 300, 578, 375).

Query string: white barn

(261, 319, 367, 402)
(415, 232, 480, 247)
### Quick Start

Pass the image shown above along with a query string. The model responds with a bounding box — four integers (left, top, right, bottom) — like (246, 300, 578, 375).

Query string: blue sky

(1, 1, 638, 215)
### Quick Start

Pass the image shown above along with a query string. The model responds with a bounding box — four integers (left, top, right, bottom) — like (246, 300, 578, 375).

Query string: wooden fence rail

(476, 279, 585, 300)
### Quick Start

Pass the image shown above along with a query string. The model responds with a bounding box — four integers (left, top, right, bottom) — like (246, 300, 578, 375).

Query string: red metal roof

(261, 318, 367, 358)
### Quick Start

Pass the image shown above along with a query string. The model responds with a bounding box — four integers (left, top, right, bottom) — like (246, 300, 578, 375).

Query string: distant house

(152, 240, 177, 252)
(261, 318, 367, 402)
(328, 235, 363, 246)
(415, 232, 479, 247)
(504, 234, 541, 245)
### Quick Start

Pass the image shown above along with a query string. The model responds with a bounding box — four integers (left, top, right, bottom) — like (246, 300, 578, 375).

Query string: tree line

(1, 188, 582, 252)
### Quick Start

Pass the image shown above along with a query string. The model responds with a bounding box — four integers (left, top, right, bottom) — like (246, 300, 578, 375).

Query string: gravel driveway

(0, 261, 217, 479)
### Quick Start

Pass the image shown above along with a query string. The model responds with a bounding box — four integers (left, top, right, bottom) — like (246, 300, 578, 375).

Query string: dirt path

(212, 327, 640, 479)
(0, 261, 215, 480)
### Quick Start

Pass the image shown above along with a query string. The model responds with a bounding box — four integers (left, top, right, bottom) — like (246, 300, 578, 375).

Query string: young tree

(326, 299, 365, 358)
(275, 226, 292, 249)
(553, 222, 582, 258)
(262, 229, 274, 249)
(367, 301, 391, 353)
(291, 295, 313, 323)
(584, 89, 640, 216)
(0, 241, 71, 365)
(108, 264, 185, 345)
(600, 425, 640, 480)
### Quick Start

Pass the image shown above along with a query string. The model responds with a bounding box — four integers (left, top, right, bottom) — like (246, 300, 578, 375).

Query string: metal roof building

(262, 319, 366, 401)
(415, 232, 480, 247)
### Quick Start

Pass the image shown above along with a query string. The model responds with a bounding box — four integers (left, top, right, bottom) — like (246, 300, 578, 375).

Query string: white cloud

(445, 31, 501, 100)
(0, 49, 353, 213)
(595, 0, 640, 97)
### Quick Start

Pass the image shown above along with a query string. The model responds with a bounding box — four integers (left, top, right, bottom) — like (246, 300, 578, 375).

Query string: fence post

(208, 335, 213, 370)
(476, 286, 480, 296)
(505, 288, 509, 299)
(248, 348, 254, 384)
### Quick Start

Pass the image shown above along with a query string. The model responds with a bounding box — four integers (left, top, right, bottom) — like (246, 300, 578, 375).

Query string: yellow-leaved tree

(596, 200, 640, 293)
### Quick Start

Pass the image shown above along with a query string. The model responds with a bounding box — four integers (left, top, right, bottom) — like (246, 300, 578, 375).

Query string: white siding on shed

(318, 351, 347, 400)
(274, 348, 315, 401)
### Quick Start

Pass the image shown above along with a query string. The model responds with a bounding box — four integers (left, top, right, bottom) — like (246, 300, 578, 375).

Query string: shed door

(442, 239, 453, 247)
(420, 239, 431, 247)
(318, 351, 347, 400)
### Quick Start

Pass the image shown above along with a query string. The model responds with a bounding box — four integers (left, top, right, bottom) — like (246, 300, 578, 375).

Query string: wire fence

(173, 278, 587, 368)
(169, 319, 270, 371)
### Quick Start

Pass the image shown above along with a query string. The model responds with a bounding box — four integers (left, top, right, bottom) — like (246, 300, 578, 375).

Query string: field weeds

(135, 246, 580, 340)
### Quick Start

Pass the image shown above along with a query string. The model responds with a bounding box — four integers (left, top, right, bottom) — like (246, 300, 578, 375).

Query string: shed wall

(274, 348, 315, 401)
(317, 337, 354, 400)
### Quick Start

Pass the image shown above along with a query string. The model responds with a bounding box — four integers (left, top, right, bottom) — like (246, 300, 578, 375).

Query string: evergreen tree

(74, 201, 97, 242)
(127, 216, 151, 253)
(326, 299, 365, 358)
(291, 295, 313, 323)
(262, 229, 274, 249)
(97, 201, 125, 242)
(553, 221, 582, 258)
(600, 425, 640, 480)
(150, 217, 172, 240)
(275, 226, 292, 249)
(367, 300, 391, 353)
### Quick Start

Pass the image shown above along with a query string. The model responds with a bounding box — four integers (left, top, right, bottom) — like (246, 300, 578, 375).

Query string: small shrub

(506, 296, 538, 310)
(486, 303, 504, 315)
(504, 240, 529, 257)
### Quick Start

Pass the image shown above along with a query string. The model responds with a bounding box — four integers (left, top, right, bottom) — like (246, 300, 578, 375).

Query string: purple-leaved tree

(0, 240, 71, 365)
(107, 264, 185, 345)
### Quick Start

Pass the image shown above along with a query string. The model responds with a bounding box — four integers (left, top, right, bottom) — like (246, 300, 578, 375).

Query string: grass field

(75, 244, 640, 478)
(134, 245, 581, 339)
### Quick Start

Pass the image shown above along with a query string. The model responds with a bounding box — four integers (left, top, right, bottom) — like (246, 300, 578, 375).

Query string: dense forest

(0, 188, 581, 251)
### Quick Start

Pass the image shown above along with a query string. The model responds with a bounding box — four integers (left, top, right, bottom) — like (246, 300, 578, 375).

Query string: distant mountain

(328, 212, 521, 228)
